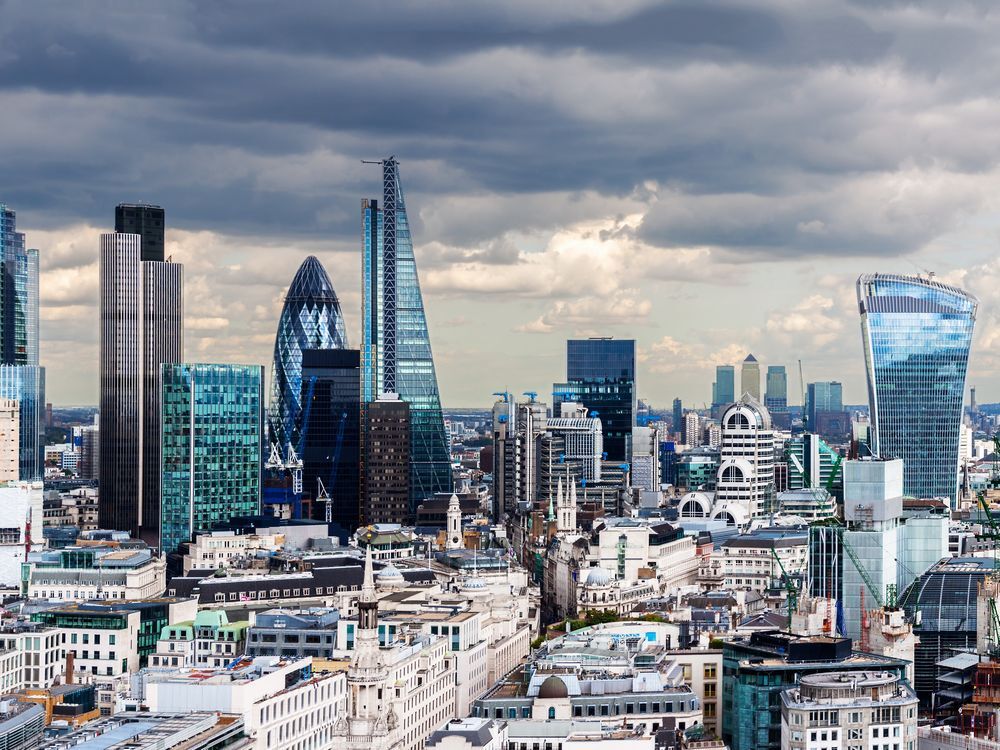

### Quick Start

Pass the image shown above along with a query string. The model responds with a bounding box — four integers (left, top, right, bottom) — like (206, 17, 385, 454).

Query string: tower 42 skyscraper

(363, 157, 452, 507)
(857, 273, 977, 503)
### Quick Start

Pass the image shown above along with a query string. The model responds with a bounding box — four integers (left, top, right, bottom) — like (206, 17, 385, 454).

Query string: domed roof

(583, 567, 612, 587)
(538, 675, 569, 699)
(377, 564, 403, 581)
(462, 575, 488, 591)
(286, 255, 340, 304)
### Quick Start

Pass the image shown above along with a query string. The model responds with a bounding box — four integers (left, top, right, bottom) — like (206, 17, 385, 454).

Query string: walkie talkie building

(857, 273, 977, 503)
(363, 157, 452, 508)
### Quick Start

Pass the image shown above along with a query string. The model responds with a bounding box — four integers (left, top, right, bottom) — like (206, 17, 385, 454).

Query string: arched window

(722, 465, 744, 482)
(726, 411, 750, 430)
(548, 707, 556, 720)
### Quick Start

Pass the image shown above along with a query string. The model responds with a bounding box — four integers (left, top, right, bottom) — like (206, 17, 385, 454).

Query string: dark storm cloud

(0, 0, 997, 258)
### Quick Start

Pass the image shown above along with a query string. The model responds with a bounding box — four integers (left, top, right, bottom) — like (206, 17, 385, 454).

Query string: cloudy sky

(6, 0, 1000, 408)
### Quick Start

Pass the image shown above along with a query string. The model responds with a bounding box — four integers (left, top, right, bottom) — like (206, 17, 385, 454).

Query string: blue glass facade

(764, 365, 787, 412)
(555, 339, 635, 462)
(712, 365, 735, 407)
(0, 364, 44, 480)
(0, 204, 38, 367)
(267, 256, 349, 457)
(160, 364, 263, 554)
(858, 273, 977, 502)
(362, 158, 452, 508)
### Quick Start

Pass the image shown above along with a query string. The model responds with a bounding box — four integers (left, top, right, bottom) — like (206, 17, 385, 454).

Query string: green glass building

(160, 363, 263, 555)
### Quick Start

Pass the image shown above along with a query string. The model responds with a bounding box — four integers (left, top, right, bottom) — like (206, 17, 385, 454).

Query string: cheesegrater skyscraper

(362, 157, 452, 510)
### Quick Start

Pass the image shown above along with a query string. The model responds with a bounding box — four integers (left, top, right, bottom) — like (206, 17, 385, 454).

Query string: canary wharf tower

(858, 273, 977, 504)
(363, 157, 452, 506)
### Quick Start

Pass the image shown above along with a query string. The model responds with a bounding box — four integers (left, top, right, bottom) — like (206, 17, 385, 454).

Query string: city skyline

(9, 4, 1000, 409)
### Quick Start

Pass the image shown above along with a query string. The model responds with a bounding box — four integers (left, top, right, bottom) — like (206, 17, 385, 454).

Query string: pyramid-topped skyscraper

(268, 256, 349, 456)
(363, 157, 452, 508)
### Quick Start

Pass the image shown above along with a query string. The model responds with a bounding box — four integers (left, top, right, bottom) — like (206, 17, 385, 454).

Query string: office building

(805, 381, 843, 431)
(160, 363, 263, 554)
(723, 631, 909, 750)
(0, 366, 42, 481)
(740, 355, 760, 400)
(899, 556, 998, 702)
(858, 273, 977, 502)
(0, 481, 42, 587)
(0, 203, 39, 367)
(25, 542, 166, 601)
(362, 157, 452, 505)
(808, 458, 948, 642)
(78, 422, 99, 481)
(785, 433, 843, 497)
(99, 205, 183, 539)
(300, 349, 360, 533)
(473, 622, 701, 734)
(0, 398, 17, 481)
(672, 397, 683, 432)
(362, 394, 411, 525)
(683, 412, 700, 447)
(554, 338, 635, 462)
(267, 256, 349, 461)
(115, 203, 165, 262)
(715, 395, 775, 524)
(780, 671, 917, 750)
(764, 365, 787, 412)
(712, 365, 735, 409)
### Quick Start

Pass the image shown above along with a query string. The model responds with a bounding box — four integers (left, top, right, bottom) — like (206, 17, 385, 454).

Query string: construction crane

(993, 432, 1000, 488)
(798, 359, 807, 431)
(265, 442, 304, 501)
(316, 478, 331, 524)
(771, 547, 798, 632)
(522, 391, 538, 402)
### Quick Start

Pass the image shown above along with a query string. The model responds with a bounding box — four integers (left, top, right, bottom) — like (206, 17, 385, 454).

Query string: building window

(548, 708, 555, 720)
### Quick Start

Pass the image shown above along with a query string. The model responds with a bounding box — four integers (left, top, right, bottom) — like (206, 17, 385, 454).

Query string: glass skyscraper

(0, 204, 39, 367)
(712, 365, 736, 408)
(0, 364, 44, 480)
(554, 338, 635, 463)
(300, 348, 361, 537)
(764, 365, 787, 412)
(857, 273, 977, 502)
(160, 363, 263, 555)
(267, 256, 349, 458)
(362, 157, 452, 506)
(0, 205, 43, 482)
(805, 380, 843, 428)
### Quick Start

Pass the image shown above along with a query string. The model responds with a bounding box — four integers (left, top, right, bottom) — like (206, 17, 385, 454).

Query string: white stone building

(780, 671, 918, 750)
(0, 481, 43, 587)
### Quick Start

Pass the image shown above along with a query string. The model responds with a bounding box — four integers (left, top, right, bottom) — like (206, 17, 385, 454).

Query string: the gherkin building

(268, 256, 349, 455)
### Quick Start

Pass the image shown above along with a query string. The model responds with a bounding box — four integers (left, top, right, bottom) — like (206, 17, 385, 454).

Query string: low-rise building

(474, 622, 702, 736)
(149, 610, 250, 670)
(0, 699, 44, 750)
(36, 711, 247, 750)
(719, 527, 808, 593)
(25, 545, 166, 601)
(144, 656, 344, 750)
(723, 631, 911, 750)
(0, 622, 65, 690)
(780, 671, 918, 750)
